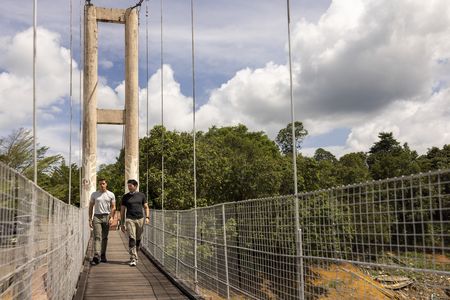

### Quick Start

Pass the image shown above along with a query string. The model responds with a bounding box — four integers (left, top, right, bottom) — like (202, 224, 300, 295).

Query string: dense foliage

(1, 125, 449, 209)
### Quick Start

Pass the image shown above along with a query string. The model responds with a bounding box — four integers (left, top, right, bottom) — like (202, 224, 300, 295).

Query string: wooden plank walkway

(83, 230, 189, 300)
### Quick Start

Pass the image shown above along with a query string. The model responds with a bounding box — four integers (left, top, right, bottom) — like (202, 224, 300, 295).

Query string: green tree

(418, 145, 450, 171)
(338, 152, 371, 185)
(139, 126, 195, 210)
(275, 121, 308, 155)
(197, 125, 284, 204)
(314, 148, 337, 162)
(367, 132, 420, 179)
(41, 160, 81, 206)
(135, 124, 285, 208)
(0, 128, 62, 184)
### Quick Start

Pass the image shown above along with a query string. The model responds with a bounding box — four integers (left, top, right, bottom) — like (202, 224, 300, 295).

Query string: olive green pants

(93, 214, 110, 257)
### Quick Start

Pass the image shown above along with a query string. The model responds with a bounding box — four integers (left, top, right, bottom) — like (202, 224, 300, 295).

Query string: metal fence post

(222, 204, 230, 299)
(28, 181, 37, 299)
(194, 208, 198, 292)
(162, 210, 165, 265)
(294, 196, 305, 300)
(298, 227, 305, 299)
(176, 211, 180, 277)
(153, 211, 156, 258)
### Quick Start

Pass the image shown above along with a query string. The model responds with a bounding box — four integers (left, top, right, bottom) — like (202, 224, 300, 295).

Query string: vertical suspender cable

(287, 0, 297, 195)
(286, 1, 304, 299)
(160, 0, 166, 264)
(160, 0, 165, 211)
(68, 0, 73, 204)
(145, 0, 149, 200)
(190, 0, 199, 291)
(33, 0, 37, 184)
(78, 0, 84, 202)
(136, 4, 142, 189)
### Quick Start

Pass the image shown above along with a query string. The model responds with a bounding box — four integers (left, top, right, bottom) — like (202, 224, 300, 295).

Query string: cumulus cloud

(346, 87, 450, 154)
(0, 27, 80, 131)
(2, 0, 450, 166)
(90, 65, 194, 164)
(140, 65, 193, 132)
(189, 0, 450, 156)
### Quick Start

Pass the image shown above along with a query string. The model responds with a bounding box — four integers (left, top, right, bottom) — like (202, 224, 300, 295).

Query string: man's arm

(110, 202, 116, 218)
(144, 202, 150, 224)
(88, 202, 94, 228)
(109, 201, 116, 225)
(120, 205, 126, 232)
(110, 193, 116, 219)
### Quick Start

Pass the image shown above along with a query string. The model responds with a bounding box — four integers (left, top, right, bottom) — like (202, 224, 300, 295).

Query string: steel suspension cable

(145, 0, 150, 199)
(33, 0, 37, 184)
(79, 0, 84, 205)
(190, 0, 199, 291)
(286, 1, 304, 299)
(159, 0, 166, 266)
(287, 1, 297, 196)
(68, 0, 74, 205)
(160, 0, 165, 211)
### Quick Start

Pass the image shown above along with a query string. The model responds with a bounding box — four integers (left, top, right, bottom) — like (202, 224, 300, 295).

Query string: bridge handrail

(0, 162, 89, 299)
(143, 169, 450, 299)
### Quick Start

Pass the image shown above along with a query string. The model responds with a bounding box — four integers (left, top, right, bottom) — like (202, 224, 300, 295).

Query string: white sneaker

(129, 259, 137, 266)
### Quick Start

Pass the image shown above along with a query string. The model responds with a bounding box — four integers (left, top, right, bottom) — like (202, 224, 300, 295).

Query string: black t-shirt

(121, 192, 147, 219)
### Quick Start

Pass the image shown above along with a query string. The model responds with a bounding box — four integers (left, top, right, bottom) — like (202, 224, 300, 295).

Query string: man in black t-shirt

(120, 179, 150, 266)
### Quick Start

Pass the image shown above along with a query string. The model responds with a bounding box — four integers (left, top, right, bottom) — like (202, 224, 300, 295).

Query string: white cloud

(87, 65, 195, 164)
(346, 87, 450, 154)
(2, 0, 450, 168)
(68, 0, 450, 161)
(186, 0, 450, 156)
(142, 65, 193, 132)
(196, 62, 290, 134)
(0, 27, 81, 131)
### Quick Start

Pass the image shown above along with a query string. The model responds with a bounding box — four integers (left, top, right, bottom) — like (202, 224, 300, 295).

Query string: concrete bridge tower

(82, 3, 139, 207)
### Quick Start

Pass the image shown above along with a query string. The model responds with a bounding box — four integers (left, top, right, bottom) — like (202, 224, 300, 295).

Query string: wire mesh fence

(143, 169, 450, 300)
(0, 162, 90, 299)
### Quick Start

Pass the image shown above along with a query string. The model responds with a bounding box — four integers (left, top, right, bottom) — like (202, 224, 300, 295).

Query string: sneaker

(129, 259, 137, 266)
(91, 256, 100, 265)
(100, 255, 107, 263)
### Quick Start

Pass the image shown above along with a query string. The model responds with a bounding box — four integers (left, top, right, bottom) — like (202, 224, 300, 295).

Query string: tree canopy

(1, 125, 449, 208)
(275, 121, 308, 155)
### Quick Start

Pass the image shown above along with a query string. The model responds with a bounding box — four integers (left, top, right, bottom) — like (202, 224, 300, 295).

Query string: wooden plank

(83, 230, 188, 300)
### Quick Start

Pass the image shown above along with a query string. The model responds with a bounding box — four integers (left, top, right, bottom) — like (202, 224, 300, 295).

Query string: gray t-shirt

(90, 190, 115, 215)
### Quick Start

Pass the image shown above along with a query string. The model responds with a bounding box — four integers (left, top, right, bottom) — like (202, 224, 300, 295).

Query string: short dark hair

(127, 179, 138, 186)
(98, 178, 107, 183)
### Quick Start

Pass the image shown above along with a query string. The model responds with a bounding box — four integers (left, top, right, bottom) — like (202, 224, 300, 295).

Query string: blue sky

(1, 0, 449, 164)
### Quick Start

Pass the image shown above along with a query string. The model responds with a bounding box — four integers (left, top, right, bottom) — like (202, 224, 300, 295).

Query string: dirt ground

(310, 262, 450, 300)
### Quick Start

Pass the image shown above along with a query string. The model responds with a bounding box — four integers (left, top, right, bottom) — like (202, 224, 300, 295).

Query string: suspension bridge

(0, 0, 449, 299)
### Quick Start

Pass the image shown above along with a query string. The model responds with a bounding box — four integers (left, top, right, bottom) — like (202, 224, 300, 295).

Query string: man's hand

(89, 219, 93, 229)
(120, 224, 126, 233)
(108, 216, 114, 225)
(145, 217, 150, 225)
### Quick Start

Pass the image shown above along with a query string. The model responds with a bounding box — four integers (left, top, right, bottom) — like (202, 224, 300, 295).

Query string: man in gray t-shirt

(89, 178, 116, 265)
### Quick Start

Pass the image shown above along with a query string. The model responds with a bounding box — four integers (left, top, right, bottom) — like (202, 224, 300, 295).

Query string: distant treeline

(1, 123, 449, 209)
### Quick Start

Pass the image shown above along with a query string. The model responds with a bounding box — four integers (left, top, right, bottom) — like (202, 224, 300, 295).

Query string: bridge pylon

(82, 3, 139, 208)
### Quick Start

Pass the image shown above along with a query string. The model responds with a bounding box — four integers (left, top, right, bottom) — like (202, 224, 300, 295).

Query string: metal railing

(143, 169, 450, 299)
(0, 162, 90, 299)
